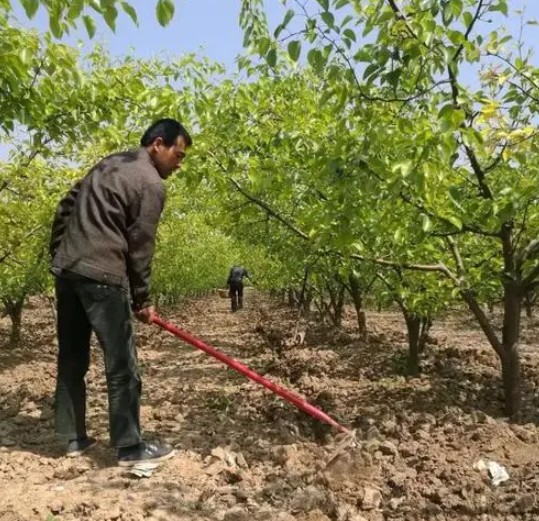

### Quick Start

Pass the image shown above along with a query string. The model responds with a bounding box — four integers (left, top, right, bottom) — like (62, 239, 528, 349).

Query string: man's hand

(134, 305, 155, 324)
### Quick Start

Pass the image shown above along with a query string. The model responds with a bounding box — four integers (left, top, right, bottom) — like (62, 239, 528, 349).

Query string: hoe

(152, 314, 357, 461)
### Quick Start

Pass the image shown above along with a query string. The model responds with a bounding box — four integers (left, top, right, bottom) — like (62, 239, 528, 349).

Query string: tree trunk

(460, 284, 523, 417)
(404, 312, 421, 377)
(402, 309, 432, 377)
(501, 281, 522, 416)
(3, 298, 24, 345)
(524, 291, 535, 319)
(348, 273, 368, 340)
(287, 288, 299, 307)
(501, 348, 521, 417)
(327, 282, 345, 328)
(298, 266, 311, 313)
(419, 317, 432, 354)
(301, 290, 313, 313)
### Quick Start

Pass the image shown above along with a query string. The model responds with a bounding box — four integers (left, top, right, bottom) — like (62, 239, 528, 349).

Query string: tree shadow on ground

(0, 340, 56, 376)
(332, 335, 539, 427)
(248, 308, 539, 429)
(0, 386, 115, 468)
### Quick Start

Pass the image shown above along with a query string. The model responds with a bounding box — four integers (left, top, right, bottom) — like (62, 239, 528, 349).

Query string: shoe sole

(117, 449, 176, 467)
(66, 439, 97, 458)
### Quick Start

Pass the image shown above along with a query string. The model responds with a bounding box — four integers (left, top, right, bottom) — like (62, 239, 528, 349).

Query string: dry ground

(1, 291, 539, 521)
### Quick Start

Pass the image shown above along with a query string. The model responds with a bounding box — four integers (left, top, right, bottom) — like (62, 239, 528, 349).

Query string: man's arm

(126, 181, 165, 313)
(49, 180, 83, 260)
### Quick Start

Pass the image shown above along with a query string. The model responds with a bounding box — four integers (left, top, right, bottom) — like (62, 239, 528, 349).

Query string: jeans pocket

(82, 282, 122, 302)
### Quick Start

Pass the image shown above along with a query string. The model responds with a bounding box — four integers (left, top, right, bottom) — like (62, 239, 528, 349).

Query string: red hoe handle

(151, 314, 351, 435)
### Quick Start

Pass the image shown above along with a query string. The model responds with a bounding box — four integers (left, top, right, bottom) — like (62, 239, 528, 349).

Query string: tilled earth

(1, 291, 539, 521)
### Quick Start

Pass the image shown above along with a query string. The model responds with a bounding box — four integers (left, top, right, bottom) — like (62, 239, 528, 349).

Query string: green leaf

(341, 15, 353, 27)
(19, 48, 31, 64)
(442, 2, 454, 25)
(266, 48, 277, 67)
(121, 2, 139, 25)
(446, 214, 463, 230)
(282, 8, 294, 30)
(103, 6, 118, 31)
(319, 87, 334, 106)
(353, 48, 371, 62)
(489, 0, 508, 16)
(83, 15, 97, 38)
(393, 160, 413, 177)
(343, 28, 356, 42)
(450, 109, 466, 129)
(321, 11, 335, 27)
(67, 0, 84, 22)
(450, 0, 463, 18)
(20, 0, 39, 19)
(385, 68, 402, 87)
(448, 30, 465, 46)
(49, 14, 62, 38)
(316, 0, 329, 10)
(156, 0, 175, 27)
(287, 40, 301, 62)
(448, 188, 465, 212)
(258, 37, 271, 56)
(363, 63, 380, 80)
(307, 48, 326, 70)
(438, 104, 465, 131)
(275, 9, 295, 38)
(421, 215, 432, 232)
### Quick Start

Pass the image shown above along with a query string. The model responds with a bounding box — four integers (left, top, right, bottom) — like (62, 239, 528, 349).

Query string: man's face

(149, 135, 188, 179)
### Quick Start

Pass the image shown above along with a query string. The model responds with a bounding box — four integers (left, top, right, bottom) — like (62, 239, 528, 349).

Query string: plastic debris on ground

(473, 459, 510, 486)
(128, 462, 160, 478)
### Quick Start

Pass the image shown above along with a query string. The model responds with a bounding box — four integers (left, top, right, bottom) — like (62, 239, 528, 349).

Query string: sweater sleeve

(49, 180, 83, 260)
(126, 181, 165, 310)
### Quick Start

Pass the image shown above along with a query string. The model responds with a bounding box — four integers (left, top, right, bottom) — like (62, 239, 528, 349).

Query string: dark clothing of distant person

(227, 266, 250, 312)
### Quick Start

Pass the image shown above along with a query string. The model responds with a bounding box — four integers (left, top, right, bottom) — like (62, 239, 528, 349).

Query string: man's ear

(151, 136, 164, 149)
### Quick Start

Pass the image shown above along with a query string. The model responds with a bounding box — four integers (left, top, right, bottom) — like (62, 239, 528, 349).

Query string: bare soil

(1, 291, 539, 521)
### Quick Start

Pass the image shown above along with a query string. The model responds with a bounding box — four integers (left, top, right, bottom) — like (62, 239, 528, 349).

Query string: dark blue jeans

(54, 276, 142, 448)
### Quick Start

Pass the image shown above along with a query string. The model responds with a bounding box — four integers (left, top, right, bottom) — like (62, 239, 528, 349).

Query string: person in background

(227, 265, 251, 312)
(49, 118, 192, 466)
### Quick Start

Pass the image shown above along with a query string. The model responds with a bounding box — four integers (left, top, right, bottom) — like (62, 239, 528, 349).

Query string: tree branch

(399, 189, 499, 237)
(445, 236, 465, 279)
(376, 271, 406, 312)
(349, 252, 458, 282)
(452, 0, 485, 63)
(500, 220, 515, 273)
(447, 64, 493, 199)
(385, 0, 421, 41)
(489, 51, 539, 95)
(226, 176, 309, 240)
(460, 288, 503, 356)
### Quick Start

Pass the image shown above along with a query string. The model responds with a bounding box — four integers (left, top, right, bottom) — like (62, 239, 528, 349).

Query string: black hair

(140, 118, 192, 147)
